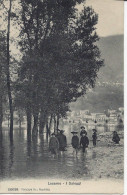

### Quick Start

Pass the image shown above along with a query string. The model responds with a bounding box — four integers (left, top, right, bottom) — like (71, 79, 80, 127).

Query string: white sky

(85, 0, 124, 37)
(3, 0, 123, 58)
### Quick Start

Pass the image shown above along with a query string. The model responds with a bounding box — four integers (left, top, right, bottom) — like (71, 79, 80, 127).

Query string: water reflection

(32, 134, 38, 157)
(92, 150, 97, 159)
(0, 134, 5, 177)
(27, 133, 31, 157)
(8, 136, 14, 177)
(39, 134, 44, 155)
(0, 128, 124, 180)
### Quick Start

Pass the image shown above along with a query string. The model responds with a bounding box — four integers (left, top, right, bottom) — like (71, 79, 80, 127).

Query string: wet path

(0, 129, 124, 181)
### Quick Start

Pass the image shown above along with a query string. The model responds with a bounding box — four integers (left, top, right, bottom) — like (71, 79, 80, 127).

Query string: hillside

(97, 35, 124, 83)
(70, 85, 123, 112)
(70, 35, 124, 112)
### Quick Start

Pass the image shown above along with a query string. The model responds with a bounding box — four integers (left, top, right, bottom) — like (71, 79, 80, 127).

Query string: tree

(0, 31, 7, 133)
(16, 0, 103, 135)
(17, 0, 81, 133)
(37, 6, 103, 129)
(7, 0, 13, 135)
(0, 0, 20, 135)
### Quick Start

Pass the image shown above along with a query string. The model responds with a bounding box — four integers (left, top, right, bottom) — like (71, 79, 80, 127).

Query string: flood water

(0, 126, 124, 181)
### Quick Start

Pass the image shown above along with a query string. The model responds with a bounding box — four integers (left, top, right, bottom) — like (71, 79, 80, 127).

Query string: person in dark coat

(80, 132, 89, 153)
(49, 133, 59, 157)
(112, 131, 120, 144)
(56, 129, 60, 139)
(92, 129, 97, 146)
(71, 132, 79, 155)
(80, 126, 87, 136)
(58, 130, 67, 154)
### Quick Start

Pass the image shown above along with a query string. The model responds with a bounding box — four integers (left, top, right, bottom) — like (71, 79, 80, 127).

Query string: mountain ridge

(70, 34, 124, 112)
(97, 34, 124, 83)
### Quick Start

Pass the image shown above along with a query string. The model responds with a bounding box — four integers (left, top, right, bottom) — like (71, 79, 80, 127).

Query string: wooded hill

(70, 35, 124, 112)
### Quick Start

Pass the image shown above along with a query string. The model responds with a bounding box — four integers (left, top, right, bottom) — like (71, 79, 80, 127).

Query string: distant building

(70, 111, 77, 117)
(109, 114, 118, 122)
(108, 109, 117, 114)
(80, 110, 90, 115)
(84, 114, 92, 120)
(91, 113, 97, 120)
(90, 113, 107, 121)
(79, 110, 90, 118)
(73, 118, 81, 124)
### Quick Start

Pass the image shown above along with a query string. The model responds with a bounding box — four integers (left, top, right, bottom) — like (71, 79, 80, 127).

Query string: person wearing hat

(112, 131, 120, 144)
(80, 126, 87, 136)
(71, 131, 79, 156)
(80, 131, 89, 153)
(56, 129, 60, 140)
(49, 133, 59, 157)
(57, 130, 67, 154)
(92, 129, 97, 146)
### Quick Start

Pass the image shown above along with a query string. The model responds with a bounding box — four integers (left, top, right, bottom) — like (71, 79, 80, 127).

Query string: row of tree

(0, 0, 103, 137)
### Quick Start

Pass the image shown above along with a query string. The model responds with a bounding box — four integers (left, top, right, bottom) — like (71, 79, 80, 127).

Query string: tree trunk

(46, 122, 49, 141)
(27, 108, 31, 154)
(27, 132, 31, 157)
(18, 113, 22, 130)
(39, 118, 45, 134)
(0, 67, 3, 133)
(7, 0, 13, 135)
(26, 108, 32, 135)
(32, 113, 38, 134)
(39, 109, 47, 134)
(49, 114, 53, 134)
(0, 94, 2, 133)
(54, 115, 57, 134)
(46, 115, 53, 140)
(8, 114, 10, 127)
(56, 114, 59, 130)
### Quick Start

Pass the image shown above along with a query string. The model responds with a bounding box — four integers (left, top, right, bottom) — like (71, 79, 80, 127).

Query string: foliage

(1, 0, 104, 131)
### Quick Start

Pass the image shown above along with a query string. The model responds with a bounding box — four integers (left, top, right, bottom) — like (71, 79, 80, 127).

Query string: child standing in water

(57, 130, 67, 155)
(71, 131, 79, 156)
(49, 133, 59, 158)
(92, 129, 97, 146)
(80, 132, 89, 153)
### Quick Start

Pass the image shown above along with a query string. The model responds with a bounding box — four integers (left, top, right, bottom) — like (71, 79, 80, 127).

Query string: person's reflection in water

(79, 153, 90, 177)
(72, 153, 79, 164)
(71, 155, 80, 178)
(81, 150, 87, 159)
(92, 150, 97, 159)
(71, 152, 89, 178)
(9, 134, 14, 177)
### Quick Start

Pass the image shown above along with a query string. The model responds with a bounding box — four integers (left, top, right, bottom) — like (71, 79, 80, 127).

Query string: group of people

(49, 126, 120, 157)
(71, 126, 96, 155)
(49, 129, 67, 157)
(49, 126, 96, 157)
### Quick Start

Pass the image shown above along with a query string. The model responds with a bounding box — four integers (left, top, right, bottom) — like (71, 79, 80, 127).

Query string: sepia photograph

(0, 0, 124, 193)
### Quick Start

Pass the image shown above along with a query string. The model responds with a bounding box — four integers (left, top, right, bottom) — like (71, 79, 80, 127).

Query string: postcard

(0, 0, 124, 194)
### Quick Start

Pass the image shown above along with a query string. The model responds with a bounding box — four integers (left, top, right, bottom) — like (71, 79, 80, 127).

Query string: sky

(85, 0, 124, 37)
(8, 0, 124, 40)
(1, 0, 123, 58)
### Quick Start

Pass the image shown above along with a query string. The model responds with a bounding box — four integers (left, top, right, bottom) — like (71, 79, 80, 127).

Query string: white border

(124, 1, 127, 195)
(0, 1, 126, 195)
